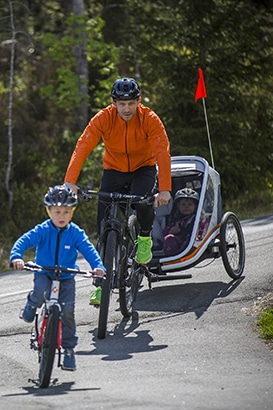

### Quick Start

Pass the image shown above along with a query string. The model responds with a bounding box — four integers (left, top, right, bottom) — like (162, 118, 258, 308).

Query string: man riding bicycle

(64, 77, 172, 269)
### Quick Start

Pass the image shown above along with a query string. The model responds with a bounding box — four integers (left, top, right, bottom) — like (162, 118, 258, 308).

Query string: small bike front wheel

(119, 214, 143, 317)
(220, 212, 245, 279)
(98, 230, 119, 339)
(39, 304, 59, 388)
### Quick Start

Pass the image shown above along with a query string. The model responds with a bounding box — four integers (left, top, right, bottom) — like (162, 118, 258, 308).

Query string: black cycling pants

(97, 166, 157, 236)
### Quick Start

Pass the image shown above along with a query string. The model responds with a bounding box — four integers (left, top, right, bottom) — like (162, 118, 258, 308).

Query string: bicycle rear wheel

(220, 212, 245, 279)
(39, 304, 59, 388)
(98, 230, 118, 339)
(119, 215, 143, 317)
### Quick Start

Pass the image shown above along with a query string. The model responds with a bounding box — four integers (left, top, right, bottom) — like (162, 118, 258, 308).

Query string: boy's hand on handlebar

(64, 182, 79, 195)
(94, 268, 106, 278)
(154, 190, 171, 208)
(11, 258, 24, 270)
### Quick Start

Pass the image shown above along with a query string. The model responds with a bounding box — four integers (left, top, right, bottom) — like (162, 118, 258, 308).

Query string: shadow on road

(76, 276, 244, 361)
(77, 313, 168, 361)
(136, 275, 245, 319)
(2, 381, 100, 397)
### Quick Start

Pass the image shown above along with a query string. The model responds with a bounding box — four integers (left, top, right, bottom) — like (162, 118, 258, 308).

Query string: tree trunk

(5, 0, 15, 209)
(72, 0, 88, 130)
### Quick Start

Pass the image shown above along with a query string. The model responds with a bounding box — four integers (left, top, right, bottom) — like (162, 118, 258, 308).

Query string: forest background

(1, 0, 273, 269)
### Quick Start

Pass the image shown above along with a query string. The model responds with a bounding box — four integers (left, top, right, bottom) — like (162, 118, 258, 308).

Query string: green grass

(257, 308, 273, 341)
(224, 191, 273, 221)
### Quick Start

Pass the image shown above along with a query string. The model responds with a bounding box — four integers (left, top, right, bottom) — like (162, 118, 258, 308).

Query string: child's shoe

(89, 286, 102, 306)
(21, 302, 37, 323)
(62, 349, 76, 371)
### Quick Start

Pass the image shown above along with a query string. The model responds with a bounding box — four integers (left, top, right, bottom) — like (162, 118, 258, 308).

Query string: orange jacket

(65, 103, 171, 192)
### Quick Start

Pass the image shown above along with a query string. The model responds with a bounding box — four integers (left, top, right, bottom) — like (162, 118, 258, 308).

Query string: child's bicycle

(78, 189, 153, 340)
(23, 261, 103, 388)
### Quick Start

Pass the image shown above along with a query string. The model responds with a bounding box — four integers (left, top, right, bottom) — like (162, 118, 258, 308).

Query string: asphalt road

(0, 214, 273, 409)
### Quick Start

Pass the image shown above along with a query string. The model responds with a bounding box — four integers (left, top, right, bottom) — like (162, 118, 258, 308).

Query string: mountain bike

(78, 189, 153, 339)
(23, 261, 102, 388)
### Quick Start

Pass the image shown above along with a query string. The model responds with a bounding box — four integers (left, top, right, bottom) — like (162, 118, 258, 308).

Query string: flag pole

(195, 68, 215, 169)
(202, 97, 215, 169)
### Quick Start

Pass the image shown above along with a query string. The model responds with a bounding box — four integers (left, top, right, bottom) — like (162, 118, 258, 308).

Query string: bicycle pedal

(92, 304, 100, 309)
(30, 341, 38, 350)
(28, 378, 40, 387)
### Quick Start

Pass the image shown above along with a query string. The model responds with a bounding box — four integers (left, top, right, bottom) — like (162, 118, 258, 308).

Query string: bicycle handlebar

(23, 261, 105, 279)
(78, 189, 154, 205)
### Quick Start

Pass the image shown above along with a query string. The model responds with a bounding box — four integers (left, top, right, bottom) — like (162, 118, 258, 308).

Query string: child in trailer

(163, 188, 199, 256)
(10, 185, 105, 371)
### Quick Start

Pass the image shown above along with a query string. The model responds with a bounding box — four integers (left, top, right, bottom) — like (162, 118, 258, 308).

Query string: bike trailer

(149, 155, 245, 280)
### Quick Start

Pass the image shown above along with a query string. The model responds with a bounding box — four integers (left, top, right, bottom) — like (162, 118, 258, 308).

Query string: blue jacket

(10, 219, 105, 279)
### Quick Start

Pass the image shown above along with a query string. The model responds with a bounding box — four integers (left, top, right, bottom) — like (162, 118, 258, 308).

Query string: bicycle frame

(32, 278, 63, 364)
(35, 317, 62, 355)
(78, 189, 153, 339)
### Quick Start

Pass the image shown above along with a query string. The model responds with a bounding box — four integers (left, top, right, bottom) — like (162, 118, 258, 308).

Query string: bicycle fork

(30, 279, 63, 366)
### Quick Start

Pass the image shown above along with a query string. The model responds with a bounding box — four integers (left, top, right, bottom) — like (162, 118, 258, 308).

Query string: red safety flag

(195, 68, 207, 101)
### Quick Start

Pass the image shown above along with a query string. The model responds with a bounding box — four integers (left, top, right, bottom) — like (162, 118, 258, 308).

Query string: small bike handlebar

(23, 261, 105, 279)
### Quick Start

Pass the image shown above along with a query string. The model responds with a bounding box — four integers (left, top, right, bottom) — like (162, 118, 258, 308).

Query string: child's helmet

(111, 78, 141, 100)
(44, 185, 78, 207)
(174, 188, 199, 203)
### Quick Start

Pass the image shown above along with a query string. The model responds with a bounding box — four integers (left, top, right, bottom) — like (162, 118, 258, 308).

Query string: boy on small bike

(10, 185, 105, 371)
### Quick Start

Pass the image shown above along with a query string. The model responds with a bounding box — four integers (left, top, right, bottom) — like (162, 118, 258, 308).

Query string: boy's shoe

(21, 303, 37, 323)
(89, 286, 102, 306)
(135, 235, 153, 264)
(62, 349, 76, 371)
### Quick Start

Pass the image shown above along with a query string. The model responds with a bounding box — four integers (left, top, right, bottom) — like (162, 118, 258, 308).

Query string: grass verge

(257, 307, 273, 341)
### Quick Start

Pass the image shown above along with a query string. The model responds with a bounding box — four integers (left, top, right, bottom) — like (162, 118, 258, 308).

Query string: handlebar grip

(77, 189, 92, 202)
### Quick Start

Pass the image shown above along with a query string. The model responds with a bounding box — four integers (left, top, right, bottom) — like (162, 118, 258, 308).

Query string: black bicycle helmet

(44, 185, 78, 207)
(174, 188, 199, 203)
(111, 78, 141, 100)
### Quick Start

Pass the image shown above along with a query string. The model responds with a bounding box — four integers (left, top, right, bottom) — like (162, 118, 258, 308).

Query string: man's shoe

(62, 349, 76, 371)
(21, 303, 37, 323)
(135, 235, 153, 264)
(89, 286, 102, 306)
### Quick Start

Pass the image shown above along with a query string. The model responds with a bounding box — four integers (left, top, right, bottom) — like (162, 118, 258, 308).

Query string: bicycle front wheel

(119, 215, 143, 317)
(98, 230, 118, 339)
(39, 304, 59, 388)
